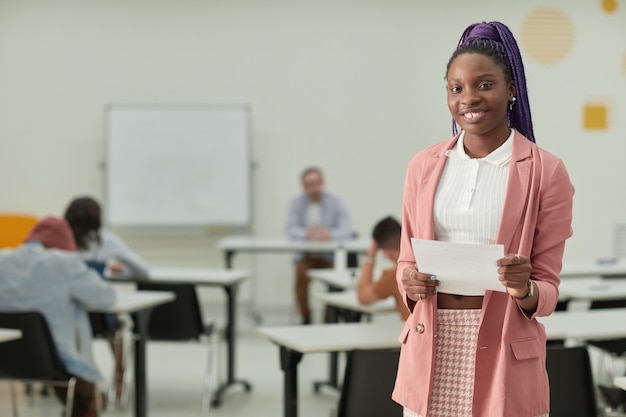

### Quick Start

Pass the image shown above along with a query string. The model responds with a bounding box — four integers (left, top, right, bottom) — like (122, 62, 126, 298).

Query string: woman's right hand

(401, 266, 439, 302)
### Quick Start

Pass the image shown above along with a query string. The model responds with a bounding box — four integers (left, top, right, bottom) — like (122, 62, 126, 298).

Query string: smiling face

(446, 52, 515, 152)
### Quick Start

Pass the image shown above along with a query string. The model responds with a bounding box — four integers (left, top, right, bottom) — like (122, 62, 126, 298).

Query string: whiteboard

(105, 104, 251, 227)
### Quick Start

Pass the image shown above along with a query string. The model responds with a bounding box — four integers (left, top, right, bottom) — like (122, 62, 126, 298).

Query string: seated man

(286, 166, 353, 324)
(357, 216, 409, 321)
(0, 216, 116, 417)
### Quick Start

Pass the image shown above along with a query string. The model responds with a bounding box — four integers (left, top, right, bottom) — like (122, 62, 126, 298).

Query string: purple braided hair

(447, 21, 536, 143)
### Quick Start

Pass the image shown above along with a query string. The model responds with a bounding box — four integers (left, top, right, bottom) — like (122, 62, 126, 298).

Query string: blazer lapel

(418, 136, 459, 240)
(497, 131, 533, 253)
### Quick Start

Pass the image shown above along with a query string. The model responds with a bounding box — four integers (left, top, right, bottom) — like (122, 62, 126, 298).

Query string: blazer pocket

(398, 321, 411, 344)
(510, 337, 542, 360)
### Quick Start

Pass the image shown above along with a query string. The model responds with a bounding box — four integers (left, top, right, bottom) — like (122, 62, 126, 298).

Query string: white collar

(445, 129, 513, 167)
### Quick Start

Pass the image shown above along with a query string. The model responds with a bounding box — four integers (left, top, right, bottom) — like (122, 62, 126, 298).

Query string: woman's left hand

(496, 254, 532, 298)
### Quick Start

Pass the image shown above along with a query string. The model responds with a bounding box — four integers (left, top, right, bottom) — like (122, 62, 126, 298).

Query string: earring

(509, 97, 516, 111)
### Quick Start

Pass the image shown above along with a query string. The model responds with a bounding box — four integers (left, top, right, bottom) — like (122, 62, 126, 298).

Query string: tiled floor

(0, 303, 350, 417)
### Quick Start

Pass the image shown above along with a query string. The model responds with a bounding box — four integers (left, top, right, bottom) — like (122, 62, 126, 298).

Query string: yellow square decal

(584, 104, 608, 130)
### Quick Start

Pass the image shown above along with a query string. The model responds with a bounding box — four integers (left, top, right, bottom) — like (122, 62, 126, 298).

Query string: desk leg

(224, 250, 234, 269)
(313, 303, 340, 393)
(132, 309, 152, 417)
(224, 248, 262, 324)
(280, 346, 303, 417)
(313, 305, 363, 393)
(212, 284, 252, 406)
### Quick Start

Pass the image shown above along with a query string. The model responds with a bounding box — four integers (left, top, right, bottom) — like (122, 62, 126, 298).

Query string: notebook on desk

(85, 260, 106, 276)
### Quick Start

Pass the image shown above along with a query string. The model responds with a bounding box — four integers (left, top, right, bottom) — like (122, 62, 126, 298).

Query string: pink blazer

(392, 130, 574, 417)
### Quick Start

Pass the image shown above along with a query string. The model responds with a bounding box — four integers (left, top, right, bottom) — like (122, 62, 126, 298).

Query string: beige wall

(0, 1, 624, 309)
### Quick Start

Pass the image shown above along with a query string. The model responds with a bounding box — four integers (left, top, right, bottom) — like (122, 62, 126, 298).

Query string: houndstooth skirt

(403, 309, 549, 417)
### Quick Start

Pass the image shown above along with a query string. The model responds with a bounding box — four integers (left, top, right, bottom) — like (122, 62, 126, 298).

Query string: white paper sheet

(411, 238, 505, 294)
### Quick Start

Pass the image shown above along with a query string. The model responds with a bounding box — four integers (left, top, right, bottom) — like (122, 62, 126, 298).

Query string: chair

(0, 311, 90, 417)
(585, 297, 626, 412)
(331, 348, 403, 417)
(346, 231, 360, 268)
(546, 345, 598, 417)
(136, 281, 219, 412)
(0, 213, 38, 248)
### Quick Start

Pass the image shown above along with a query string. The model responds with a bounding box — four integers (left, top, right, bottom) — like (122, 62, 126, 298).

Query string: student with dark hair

(64, 196, 149, 278)
(64, 196, 150, 400)
(393, 21, 574, 416)
(357, 216, 408, 321)
(0, 217, 116, 417)
(286, 167, 353, 324)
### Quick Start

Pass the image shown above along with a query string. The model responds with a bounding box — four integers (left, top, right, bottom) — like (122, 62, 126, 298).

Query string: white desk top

(317, 291, 396, 315)
(217, 235, 368, 253)
(259, 308, 626, 353)
(561, 259, 626, 278)
(614, 376, 626, 391)
(539, 308, 626, 340)
(559, 277, 626, 301)
(308, 268, 359, 290)
(148, 266, 249, 286)
(0, 328, 22, 343)
(257, 322, 401, 353)
(89, 290, 175, 314)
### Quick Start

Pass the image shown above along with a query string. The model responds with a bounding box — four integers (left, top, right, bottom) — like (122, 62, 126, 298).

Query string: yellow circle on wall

(520, 7, 575, 66)
(602, 0, 618, 14)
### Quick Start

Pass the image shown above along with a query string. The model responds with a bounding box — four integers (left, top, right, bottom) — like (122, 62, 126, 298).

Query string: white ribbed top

(433, 130, 513, 295)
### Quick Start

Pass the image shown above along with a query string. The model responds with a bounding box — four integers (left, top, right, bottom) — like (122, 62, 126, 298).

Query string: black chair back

(346, 231, 359, 268)
(0, 311, 69, 381)
(136, 282, 205, 340)
(546, 345, 597, 417)
(88, 312, 116, 337)
(337, 348, 402, 417)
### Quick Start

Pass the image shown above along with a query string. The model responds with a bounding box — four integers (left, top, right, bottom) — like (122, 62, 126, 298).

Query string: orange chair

(0, 213, 39, 248)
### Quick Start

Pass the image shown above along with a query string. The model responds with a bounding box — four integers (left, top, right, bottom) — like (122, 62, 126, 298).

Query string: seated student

(64, 196, 150, 399)
(64, 196, 150, 279)
(357, 216, 409, 321)
(286, 167, 353, 324)
(0, 216, 116, 417)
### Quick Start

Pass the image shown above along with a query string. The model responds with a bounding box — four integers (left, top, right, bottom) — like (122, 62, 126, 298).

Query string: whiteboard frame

(104, 103, 252, 229)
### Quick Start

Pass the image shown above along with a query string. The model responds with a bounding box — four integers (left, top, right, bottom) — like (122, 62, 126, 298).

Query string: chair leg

(106, 335, 120, 407)
(64, 377, 77, 417)
(107, 314, 135, 411)
(10, 381, 19, 417)
(119, 329, 135, 409)
(201, 330, 220, 413)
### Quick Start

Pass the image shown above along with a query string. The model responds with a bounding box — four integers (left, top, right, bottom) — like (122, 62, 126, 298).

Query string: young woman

(64, 196, 149, 279)
(393, 21, 574, 417)
(64, 196, 150, 402)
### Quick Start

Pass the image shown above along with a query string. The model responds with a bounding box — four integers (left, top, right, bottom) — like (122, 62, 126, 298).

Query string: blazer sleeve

(528, 156, 574, 318)
(397, 157, 420, 313)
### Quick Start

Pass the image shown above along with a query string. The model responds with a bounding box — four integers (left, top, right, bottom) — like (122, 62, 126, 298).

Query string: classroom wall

(0, 1, 624, 310)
